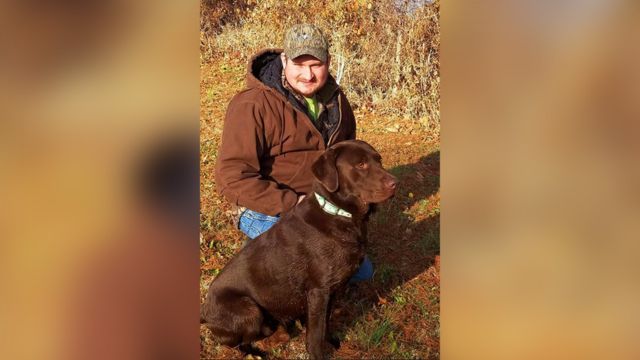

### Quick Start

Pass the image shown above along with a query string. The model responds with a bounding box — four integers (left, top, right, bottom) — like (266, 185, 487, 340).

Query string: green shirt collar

(304, 96, 319, 121)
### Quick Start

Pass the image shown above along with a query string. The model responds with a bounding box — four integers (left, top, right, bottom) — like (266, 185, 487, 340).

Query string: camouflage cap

(283, 24, 329, 63)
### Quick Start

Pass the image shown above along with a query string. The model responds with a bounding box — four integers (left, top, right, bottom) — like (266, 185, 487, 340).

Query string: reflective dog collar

(314, 193, 352, 218)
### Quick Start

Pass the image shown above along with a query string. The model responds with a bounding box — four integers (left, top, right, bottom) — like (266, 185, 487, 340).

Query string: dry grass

(200, 0, 440, 133)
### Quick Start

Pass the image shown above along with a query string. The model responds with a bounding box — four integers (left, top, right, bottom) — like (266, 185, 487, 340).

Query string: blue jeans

(239, 209, 374, 282)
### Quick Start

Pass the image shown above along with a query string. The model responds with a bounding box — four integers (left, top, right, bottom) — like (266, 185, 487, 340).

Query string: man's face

(281, 54, 330, 97)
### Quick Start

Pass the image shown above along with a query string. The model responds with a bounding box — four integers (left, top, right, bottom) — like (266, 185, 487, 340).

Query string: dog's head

(311, 140, 397, 213)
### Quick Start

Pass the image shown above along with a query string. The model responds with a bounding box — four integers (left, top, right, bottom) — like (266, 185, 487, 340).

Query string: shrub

(201, 0, 439, 131)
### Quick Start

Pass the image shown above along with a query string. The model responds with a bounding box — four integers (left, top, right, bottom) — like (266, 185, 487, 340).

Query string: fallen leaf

(377, 295, 388, 305)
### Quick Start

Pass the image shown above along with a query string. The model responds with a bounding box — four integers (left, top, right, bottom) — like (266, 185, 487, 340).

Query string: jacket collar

(314, 192, 352, 218)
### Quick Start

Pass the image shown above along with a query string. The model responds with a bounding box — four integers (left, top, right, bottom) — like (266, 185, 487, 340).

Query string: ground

(200, 57, 440, 359)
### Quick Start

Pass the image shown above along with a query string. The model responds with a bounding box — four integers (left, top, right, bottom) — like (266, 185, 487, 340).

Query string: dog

(200, 140, 397, 359)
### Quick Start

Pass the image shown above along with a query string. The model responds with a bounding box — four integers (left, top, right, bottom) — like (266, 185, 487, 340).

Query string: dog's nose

(385, 177, 397, 190)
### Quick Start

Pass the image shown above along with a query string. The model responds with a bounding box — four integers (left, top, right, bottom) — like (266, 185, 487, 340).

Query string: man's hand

(297, 195, 306, 205)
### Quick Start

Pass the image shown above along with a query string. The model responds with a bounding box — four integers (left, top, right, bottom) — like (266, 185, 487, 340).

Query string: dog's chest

(323, 242, 365, 288)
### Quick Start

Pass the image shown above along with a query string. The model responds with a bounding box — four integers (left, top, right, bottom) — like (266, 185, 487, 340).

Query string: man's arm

(214, 95, 298, 216)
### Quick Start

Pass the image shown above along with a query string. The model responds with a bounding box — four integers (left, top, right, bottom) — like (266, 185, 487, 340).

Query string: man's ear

(311, 148, 339, 192)
(280, 53, 287, 69)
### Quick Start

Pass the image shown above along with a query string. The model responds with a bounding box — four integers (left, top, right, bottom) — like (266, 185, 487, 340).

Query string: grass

(375, 263, 396, 285)
(199, 29, 440, 360)
(416, 221, 440, 255)
(390, 165, 414, 178)
(368, 319, 395, 347)
(201, 0, 440, 126)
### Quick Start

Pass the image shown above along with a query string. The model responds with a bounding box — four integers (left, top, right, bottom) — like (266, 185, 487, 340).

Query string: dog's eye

(356, 162, 368, 170)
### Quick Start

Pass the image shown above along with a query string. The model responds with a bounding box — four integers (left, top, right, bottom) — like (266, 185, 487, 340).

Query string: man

(215, 24, 372, 281)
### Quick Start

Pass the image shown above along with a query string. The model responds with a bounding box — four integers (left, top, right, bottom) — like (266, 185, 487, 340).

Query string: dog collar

(314, 193, 352, 218)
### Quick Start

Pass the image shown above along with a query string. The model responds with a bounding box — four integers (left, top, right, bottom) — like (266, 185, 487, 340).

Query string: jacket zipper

(273, 84, 342, 149)
(327, 94, 343, 146)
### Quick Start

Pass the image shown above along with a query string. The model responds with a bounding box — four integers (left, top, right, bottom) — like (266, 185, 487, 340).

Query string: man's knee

(238, 209, 280, 239)
(349, 256, 374, 283)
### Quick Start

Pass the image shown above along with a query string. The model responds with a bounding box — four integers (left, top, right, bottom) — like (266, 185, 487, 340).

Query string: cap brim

(286, 49, 328, 63)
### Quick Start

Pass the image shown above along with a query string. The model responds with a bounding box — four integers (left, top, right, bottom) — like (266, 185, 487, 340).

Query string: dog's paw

(239, 344, 267, 359)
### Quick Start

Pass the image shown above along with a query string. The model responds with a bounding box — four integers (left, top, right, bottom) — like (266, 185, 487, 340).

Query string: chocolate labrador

(201, 140, 397, 359)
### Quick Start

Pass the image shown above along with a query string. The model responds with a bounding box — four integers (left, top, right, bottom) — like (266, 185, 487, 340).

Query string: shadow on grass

(329, 150, 440, 351)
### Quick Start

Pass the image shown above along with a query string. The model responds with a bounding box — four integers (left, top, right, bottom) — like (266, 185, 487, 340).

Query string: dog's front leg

(306, 288, 330, 360)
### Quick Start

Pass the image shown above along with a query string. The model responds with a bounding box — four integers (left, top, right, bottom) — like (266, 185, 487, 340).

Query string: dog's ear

(311, 148, 339, 192)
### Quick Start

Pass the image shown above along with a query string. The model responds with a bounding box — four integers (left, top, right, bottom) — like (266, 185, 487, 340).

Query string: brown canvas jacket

(215, 49, 356, 216)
